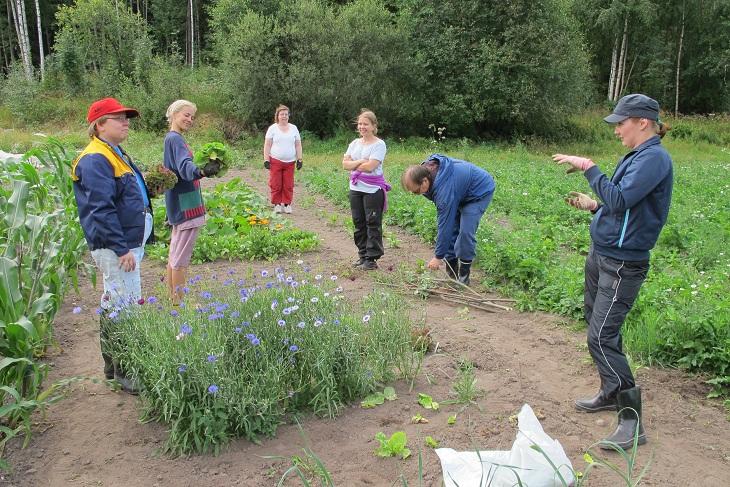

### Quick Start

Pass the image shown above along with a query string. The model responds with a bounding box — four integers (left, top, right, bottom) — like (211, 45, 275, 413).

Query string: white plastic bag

(436, 404, 575, 487)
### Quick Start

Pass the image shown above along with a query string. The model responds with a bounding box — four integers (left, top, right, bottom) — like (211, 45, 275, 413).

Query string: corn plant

(0, 139, 92, 468)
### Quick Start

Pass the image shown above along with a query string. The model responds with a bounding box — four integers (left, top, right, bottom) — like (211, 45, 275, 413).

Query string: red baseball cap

(86, 97, 140, 123)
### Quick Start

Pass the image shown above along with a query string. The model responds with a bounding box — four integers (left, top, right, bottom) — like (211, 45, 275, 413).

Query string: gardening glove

(201, 160, 221, 177)
(552, 154, 595, 174)
(296, 159, 303, 170)
(565, 191, 598, 211)
(264, 160, 271, 170)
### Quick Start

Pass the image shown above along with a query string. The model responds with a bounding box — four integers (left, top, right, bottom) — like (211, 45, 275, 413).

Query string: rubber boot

(99, 313, 114, 380)
(445, 258, 459, 280)
(575, 380, 617, 412)
(457, 260, 472, 286)
(600, 386, 646, 450)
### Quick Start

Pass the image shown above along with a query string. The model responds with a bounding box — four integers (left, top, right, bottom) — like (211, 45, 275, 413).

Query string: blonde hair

(166, 99, 197, 125)
(87, 115, 110, 138)
(357, 109, 378, 135)
(654, 120, 671, 139)
(274, 104, 290, 123)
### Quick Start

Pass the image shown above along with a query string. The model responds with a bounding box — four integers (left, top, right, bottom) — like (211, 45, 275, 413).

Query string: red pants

(269, 158, 295, 205)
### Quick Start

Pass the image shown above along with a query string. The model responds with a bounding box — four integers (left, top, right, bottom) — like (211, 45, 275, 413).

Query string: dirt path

(3, 166, 729, 487)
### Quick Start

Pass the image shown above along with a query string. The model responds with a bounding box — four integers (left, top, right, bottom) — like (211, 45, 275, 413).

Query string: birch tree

(9, 0, 32, 79)
(34, 0, 44, 80)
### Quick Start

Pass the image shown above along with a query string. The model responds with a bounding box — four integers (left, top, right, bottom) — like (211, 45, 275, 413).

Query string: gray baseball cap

(604, 94, 660, 123)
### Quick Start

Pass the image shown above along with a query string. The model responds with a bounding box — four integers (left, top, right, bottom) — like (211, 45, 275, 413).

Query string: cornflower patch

(107, 271, 415, 455)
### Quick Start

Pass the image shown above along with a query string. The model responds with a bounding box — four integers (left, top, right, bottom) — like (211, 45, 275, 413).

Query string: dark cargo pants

(584, 245, 649, 398)
(349, 189, 385, 261)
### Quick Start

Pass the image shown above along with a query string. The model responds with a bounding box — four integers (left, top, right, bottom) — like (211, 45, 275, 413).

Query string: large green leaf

(0, 256, 22, 305)
(4, 180, 30, 230)
(28, 293, 56, 320)
(0, 357, 32, 373)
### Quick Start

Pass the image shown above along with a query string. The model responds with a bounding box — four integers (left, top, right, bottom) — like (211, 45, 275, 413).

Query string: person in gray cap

(551, 93, 673, 450)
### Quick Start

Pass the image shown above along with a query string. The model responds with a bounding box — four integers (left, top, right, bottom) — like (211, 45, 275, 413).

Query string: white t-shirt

(345, 138, 386, 193)
(266, 123, 301, 162)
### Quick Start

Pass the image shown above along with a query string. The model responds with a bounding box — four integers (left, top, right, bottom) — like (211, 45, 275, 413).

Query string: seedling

(424, 436, 439, 448)
(383, 386, 397, 401)
(447, 414, 457, 425)
(411, 414, 429, 424)
(418, 393, 439, 410)
(374, 431, 411, 460)
(361, 387, 397, 408)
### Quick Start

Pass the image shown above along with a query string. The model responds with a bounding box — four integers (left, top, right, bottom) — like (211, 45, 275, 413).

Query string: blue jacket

(585, 136, 673, 261)
(422, 153, 496, 259)
(72, 138, 153, 256)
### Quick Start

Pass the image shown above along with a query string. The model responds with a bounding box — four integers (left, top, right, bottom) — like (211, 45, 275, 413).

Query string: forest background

(1, 0, 729, 138)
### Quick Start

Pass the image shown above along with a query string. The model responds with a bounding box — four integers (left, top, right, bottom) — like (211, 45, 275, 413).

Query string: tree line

(2, 0, 729, 137)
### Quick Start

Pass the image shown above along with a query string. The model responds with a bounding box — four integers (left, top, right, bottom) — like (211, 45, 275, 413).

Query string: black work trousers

(584, 245, 649, 398)
(349, 189, 384, 261)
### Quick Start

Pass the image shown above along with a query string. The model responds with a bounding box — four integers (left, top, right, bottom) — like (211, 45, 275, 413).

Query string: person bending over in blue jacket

(402, 154, 495, 285)
(553, 93, 673, 451)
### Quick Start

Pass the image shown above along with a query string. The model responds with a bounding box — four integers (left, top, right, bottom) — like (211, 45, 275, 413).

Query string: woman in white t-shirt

(342, 109, 391, 270)
(264, 104, 302, 213)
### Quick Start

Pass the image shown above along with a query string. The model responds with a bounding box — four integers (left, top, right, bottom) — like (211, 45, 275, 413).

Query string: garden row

(299, 139, 730, 400)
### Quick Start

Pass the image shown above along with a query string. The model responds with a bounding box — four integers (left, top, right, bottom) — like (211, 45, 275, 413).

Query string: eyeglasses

(106, 115, 129, 122)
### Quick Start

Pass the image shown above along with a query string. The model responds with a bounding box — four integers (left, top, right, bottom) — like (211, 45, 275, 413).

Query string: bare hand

(427, 257, 442, 270)
(552, 154, 595, 174)
(565, 191, 598, 211)
(118, 251, 136, 272)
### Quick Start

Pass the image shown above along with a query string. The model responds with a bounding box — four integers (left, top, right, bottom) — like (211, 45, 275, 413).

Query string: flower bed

(147, 178, 318, 263)
(108, 267, 417, 454)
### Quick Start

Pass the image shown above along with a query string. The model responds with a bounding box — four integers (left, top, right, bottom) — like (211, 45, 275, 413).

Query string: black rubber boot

(600, 386, 646, 450)
(352, 257, 366, 267)
(99, 313, 114, 380)
(445, 258, 459, 279)
(575, 387, 617, 412)
(360, 259, 378, 271)
(457, 260, 472, 285)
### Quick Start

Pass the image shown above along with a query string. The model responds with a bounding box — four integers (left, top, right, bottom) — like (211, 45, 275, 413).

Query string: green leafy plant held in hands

(194, 141, 231, 177)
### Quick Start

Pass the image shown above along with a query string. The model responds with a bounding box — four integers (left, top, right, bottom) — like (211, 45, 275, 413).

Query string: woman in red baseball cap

(71, 97, 153, 394)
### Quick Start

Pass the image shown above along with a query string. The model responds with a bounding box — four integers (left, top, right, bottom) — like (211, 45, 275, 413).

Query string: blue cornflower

(333, 319, 341, 325)
(207, 354, 217, 363)
(234, 327, 243, 333)
(251, 338, 260, 346)
(223, 279, 233, 286)
(278, 319, 286, 327)
(208, 313, 223, 321)
(109, 311, 118, 319)
(282, 308, 291, 315)
(282, 338, 289, 345)
(362, 314, 371, 323)
(240, 296, 249, 303)
(148, 296, 158, 304)
(265, 282, 274, 289)
(310, 297, 319, 303)
(95, 308, 103, 315)
(245, 333, 256, 340)
(290, 281, 299, 288)
(270, 299, 278, 310)
(228, 269, 235, 275)
(180, 324, 193, 335)
(289, 345, 299, 352)
(241, 321, 251, 327)
(286, 276, 293, 283)
(178, 364, 187, 373)
(314, 319, 323, 327)
(330, 275, 338, 281)
(230, 311, 240, 318)
(215, 303, 229, 313)
(208, 384, 219, 394)
(72, 306, 82, 314)
(182, 286, 190, 294)
(287, 297, 295, 303)
(201, 291, 212, 299)
(170, 310, 179, 317)
(303, 266, 311, 273)
(261, 270, 269, 277)
(297, 322, 306, 329)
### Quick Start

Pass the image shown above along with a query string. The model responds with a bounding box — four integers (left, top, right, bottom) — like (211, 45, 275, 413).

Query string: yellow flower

(260, 219, 269, 225)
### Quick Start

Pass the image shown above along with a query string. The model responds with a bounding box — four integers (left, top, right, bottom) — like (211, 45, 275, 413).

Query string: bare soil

(3, 167, 729, 487)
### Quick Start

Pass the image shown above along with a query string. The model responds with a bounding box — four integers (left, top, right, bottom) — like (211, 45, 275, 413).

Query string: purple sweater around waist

(350, 171, 392, 211)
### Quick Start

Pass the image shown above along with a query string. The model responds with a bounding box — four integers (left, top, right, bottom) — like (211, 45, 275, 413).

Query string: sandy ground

(2, 166, 729, 487)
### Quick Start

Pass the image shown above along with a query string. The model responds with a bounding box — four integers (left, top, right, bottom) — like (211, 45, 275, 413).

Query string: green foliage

(146, 178, 318, 263)
(0, 140, 92, 469)
(107, 273, 415, 454)
(360, 386, 397, 408)
(417, 393, 439, 410)
(194, 141, 232, 176)
(374, 431, 411, 459)
(54, 0, 153, 91)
